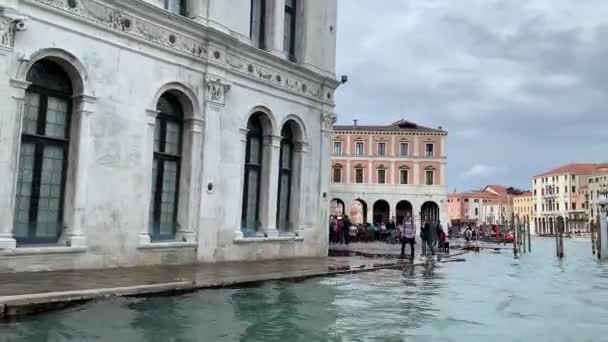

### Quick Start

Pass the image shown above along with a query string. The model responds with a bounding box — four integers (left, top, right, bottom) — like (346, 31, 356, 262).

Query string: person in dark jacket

(420, 218, 435, 256)
(342, 215, 351, 245)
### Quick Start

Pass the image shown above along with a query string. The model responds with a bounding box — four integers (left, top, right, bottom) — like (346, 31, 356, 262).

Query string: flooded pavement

(2, 238, 608, 341)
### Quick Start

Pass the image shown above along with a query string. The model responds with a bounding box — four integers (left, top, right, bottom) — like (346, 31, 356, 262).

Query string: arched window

(276, 124, 294, 231)
(14, 60, 73, 245)
(242, 114, 264, 235)
(150, 93, 183, 241)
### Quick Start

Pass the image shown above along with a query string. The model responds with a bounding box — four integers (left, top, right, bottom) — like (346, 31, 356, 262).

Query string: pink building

(329, 120, 448, 226)
(447, 190, 498, 225)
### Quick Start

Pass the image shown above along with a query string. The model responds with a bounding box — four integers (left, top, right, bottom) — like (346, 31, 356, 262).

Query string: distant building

(581, 169, 608, 220)
(512, 192, 533, 227)
(449, 185, 529, 228)
(532, 163, 608, 235)
(447, 190, 497, 225)
(329, 120, 448, 227)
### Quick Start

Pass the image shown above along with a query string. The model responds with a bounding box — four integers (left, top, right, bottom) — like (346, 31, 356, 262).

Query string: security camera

(14, 20, 26, 31)
(340, 75, 348, 84)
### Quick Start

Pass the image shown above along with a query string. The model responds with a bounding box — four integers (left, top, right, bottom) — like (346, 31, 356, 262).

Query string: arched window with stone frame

(13, 60, 74, 245)
(149, 93, 183, 241)
(275, 119, 305, 232)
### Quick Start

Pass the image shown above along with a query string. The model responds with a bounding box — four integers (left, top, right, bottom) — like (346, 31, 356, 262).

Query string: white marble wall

(0, 0, 338, 272)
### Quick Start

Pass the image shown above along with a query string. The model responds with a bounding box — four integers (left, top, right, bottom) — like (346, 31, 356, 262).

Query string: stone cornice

(26, 0, 338, 103)
(333, 130, 447, 137)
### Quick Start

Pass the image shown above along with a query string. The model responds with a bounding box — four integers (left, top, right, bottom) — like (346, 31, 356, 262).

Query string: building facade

(582, 169, 608, 220)
(329, 120, 448, 227)
(532, 163, 608, 235)
(447, 190, 496, 225)
(0, 0, 339, 272)
(512, 192, 533, 227)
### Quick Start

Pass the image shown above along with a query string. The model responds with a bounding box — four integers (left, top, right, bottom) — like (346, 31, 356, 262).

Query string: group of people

(400, 216, 447, 258)
(329, 215, 352, 245)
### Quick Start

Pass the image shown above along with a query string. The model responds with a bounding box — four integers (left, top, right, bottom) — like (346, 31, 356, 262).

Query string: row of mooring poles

(512, 214, 533, 259)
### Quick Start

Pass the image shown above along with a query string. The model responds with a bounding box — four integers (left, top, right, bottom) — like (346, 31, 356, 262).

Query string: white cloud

(462, 164, 497, 178)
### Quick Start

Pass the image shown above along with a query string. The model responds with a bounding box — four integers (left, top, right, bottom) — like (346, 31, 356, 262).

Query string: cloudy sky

(335, 0, 608, 192)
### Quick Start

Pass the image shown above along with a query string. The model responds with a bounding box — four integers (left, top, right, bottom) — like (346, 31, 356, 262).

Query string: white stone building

(0, 0, 339, 272)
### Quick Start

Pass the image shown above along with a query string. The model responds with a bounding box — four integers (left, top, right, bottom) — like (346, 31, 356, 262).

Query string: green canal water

(2, 238, 608, 341)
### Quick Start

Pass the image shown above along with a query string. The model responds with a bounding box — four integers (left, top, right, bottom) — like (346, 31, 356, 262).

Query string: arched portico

(350, 199, 368, 225)
(395, 200, 413, 225)
(373, 200, 390, 225)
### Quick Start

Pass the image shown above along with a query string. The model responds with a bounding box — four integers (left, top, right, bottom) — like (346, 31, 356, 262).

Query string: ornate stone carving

(31, 0, 329, 101)
(0, 17, 16, 48)
(321, 111, 337, 130)
(206, 78, 231, 105)
(226, 54, 324, 101)
(33, 0, 207, 58)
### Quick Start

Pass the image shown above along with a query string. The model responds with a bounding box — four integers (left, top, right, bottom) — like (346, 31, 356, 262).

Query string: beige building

(329, 120, 448, 227)
(512, 192, 533, 227)
(532, 163, 608, 235)
(582, 169, 608, 219)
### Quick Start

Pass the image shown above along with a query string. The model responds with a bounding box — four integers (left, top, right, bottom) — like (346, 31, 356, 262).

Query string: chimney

(353, 119, 358, 127)
(438, 126, 443, 130)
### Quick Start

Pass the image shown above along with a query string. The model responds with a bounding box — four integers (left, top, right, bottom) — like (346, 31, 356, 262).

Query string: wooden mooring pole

(558, 216, 564, 258)
(598, 214, 602, 260)
(512, 213, 518, 258)
(526, 216, 532, 253)
(521, 217, 526, 254)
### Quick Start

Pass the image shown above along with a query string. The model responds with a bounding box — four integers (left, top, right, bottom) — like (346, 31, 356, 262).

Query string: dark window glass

(242, 114, 264, 235)
(333, 168, 342, 183)
(425, 170, 434, 185)
(400, 169, 408, 184)
(355, 168, 363, 183)
(377, 169, 386, 184)
(425, 144, 434, 157)
(165, 0, 186, 15)
(355, 142, 364, 156)
(377, 143, 386, 156)
(150, 94, 183, 241)
(15, 60, 72, 245)
(400, 143, 408, 156)
(250, 0, 266, 48)
(276, 124, 294, 231)
(283, 0, 296, 61)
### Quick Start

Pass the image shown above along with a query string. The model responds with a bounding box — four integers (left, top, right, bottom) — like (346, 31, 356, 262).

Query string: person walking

(420, 217, 435, 256)
(342, 215, 351, 245)
(400, 215, 416, 258)
(336, 217, 344, 244)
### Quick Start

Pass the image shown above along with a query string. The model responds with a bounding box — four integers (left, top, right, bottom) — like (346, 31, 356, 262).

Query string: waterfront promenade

(0, 242, 472, 318)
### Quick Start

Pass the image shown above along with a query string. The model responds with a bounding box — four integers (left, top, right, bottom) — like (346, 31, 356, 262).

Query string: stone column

(188, 0, 208, 22)
(345, 160, 351, 184)
(265, 0, 286, 58)
(177, 117, 204, 243)
(234, 128, 249, 240)
(0, 79, 29, 249)
(60, 95, 96, 248)
(320, 111, 336, 237)
(440, 161, 447, 186)
(259, 134, 281, 237)
(368, 160, 373, 183)
(291, 141, 308, 235)
(139, 109, 159, 245)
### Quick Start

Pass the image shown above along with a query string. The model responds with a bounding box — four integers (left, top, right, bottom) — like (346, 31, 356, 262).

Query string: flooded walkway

(0, 256, 407, 317)
(2, 238, 606, 341)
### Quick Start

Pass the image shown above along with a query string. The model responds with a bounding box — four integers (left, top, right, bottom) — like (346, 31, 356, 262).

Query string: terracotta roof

(484, 185, 508, 197)
(535, 163, 608, 177)
(449, 190, 500, 200)
(334, 119, 446, 133)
